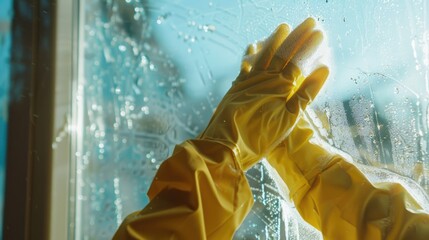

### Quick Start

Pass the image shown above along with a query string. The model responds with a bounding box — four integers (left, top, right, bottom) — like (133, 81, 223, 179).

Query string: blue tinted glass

(75, 0, 429, 239)
(0, 0, 13, 236)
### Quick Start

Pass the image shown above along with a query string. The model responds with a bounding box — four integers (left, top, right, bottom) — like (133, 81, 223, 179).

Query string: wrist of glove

(267, 118, 337, 202)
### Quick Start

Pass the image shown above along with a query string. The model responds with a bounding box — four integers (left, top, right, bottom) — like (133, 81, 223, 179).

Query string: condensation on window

(71, 0, 429, 239)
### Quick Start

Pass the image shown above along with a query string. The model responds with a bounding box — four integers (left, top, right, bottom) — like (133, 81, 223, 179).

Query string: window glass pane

(0, 0, 13, 236)
(74, 0, 429, 239)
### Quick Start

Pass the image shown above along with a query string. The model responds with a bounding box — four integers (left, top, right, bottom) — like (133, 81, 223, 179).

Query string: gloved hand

(113, 18, 331, 240)
(200, 17, 329, 170)
(267, 117, 429, 240)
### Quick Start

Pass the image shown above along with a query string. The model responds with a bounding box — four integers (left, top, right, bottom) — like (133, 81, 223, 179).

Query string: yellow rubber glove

(200, 18, 328, 170)
(113, 139, 253, 239)
(113, 18, 329, 239)
(267, 118, 429, 240)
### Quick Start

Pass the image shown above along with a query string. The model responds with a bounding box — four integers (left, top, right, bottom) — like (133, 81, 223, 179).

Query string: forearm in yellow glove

(113, 18, 329, 239)
(267, 118, 429, 240)
(113, 139, 253, 239)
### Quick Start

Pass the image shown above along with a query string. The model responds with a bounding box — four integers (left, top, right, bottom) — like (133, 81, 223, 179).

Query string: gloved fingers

(252, 23, 290, 71)
(241, 45, 257, 73)
(280, 62, 303, 85)
(244, 75, 295, 97)
(230, 69, 295, 96)
(286, 66, 329, 113)
(268, 18, 316, 73)
(279, 31, 323, 85)
(244, 40, 264, 56)
(244, 43, 257, 56)
(290, 30, 324, 71)
(240, 56, 254, 74)
(240, 41, 264, 74)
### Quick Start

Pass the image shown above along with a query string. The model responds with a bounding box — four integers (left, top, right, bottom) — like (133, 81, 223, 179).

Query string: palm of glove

(200, 18, 329, 170)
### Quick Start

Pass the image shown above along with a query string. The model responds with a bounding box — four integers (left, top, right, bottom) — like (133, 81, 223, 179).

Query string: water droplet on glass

(140, 55, 149, 67)
(149, 63, 156, 71)
(141, 106, 149, 114)
(202, 24, 216, 32)
(118, 45, 127, 52)
(156, 13, 170, 24)
(156, 17, 164, 24)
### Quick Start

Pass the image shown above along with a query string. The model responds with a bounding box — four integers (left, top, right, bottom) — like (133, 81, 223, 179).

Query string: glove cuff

(197, 136, 263, 171)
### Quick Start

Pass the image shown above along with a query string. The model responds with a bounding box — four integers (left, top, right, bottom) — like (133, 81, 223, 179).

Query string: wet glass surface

(73, 0, 429, 239)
